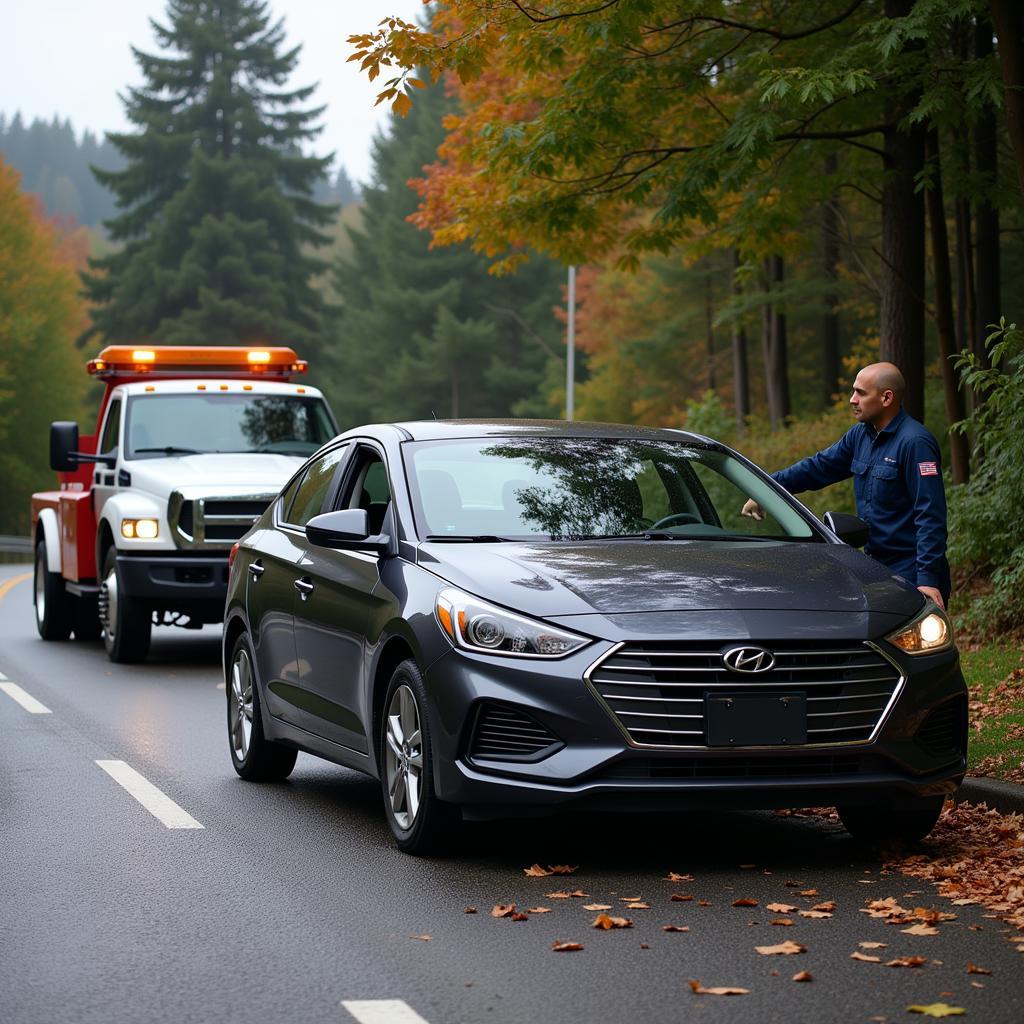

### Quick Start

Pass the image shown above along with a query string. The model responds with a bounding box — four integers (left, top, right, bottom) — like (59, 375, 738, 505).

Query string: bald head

(850, 362, 905, 428)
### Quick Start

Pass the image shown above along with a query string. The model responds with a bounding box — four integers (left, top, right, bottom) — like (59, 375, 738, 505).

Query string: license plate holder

(705, 692, 807, 747)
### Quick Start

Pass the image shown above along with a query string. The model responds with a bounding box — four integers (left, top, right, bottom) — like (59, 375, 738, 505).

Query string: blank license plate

(705, 693, 807, 747)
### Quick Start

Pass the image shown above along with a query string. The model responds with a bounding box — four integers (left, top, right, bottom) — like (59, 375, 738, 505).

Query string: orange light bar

(87, 345, 307, 381)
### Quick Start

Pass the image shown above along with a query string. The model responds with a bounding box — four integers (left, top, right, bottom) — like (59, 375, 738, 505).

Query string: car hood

(419, 539, 923, 620)
(126, 453, 302, 500)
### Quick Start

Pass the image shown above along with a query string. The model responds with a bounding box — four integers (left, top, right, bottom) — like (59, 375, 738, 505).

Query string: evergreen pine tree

(81, 0, 334, 350)
(327, 77, 564, 423)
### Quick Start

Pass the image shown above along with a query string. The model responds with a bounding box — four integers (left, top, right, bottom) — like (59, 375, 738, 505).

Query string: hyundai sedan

(223, 420, 967, 853)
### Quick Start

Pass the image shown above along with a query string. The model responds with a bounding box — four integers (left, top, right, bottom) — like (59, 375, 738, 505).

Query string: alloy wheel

(230, 646, 254, 761)
(384, 684, 424, 830)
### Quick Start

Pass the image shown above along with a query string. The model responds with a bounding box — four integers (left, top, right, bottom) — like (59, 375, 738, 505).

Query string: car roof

(344, 418, 718, 446)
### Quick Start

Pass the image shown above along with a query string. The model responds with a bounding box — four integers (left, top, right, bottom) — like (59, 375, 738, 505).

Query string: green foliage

(0, 160, 88, 534)
(81, 0, 335, 354)
(948, 318, 1024, 633)
(325, 76, 565, 424)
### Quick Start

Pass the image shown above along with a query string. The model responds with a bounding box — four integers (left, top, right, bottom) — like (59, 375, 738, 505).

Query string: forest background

(1, 0, 1023, 643)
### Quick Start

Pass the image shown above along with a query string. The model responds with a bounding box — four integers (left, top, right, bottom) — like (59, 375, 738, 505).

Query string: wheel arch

(95, 519, 116, 576)
(35, 508, 61, 575)
(370, 633, 419, 774)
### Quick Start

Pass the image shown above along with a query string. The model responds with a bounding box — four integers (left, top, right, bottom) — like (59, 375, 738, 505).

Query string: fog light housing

(121, 518, 159, 540)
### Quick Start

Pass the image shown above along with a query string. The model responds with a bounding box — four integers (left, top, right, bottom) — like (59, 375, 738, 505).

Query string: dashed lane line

(0, 681, 52, 714)
(95, 760, 204, 830)
(342, 1002, 431, 1024)
(0, 571, 31, 602)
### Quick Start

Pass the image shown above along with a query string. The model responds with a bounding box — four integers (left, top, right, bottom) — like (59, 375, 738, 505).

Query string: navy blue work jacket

(772, 409, 949, 591)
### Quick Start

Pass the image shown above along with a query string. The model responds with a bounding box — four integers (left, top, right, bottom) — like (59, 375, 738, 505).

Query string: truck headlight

(886, 604, 952, 655)
(435, 587, 590, 659)
(121, 518, 159, 540)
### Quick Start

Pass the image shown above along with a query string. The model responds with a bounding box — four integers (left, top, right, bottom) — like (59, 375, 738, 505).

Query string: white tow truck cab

(31, 345, 337, 662)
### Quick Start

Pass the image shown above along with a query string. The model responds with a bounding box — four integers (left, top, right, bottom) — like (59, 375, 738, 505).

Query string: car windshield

(125, 393, 336, 459)
(406, 436, 819, 542)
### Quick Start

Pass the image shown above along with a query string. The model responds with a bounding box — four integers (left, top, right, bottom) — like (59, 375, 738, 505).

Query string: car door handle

(248, 560, 265, 578)
(294, 577, 314, 600)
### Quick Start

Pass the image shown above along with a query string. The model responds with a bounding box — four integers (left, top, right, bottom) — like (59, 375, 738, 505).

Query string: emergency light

(86, 346, 308, 381)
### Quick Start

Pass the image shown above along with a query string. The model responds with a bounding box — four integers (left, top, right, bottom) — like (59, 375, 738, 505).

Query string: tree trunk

(822, 153, 841, 405)
(991, 0, 1024, 196)
(761, 258, 777, 428)
(954, 192, 976, 355)
(973, 18, 1001, 374)
(731, 249, 750, 432)
(880, 0, 927, 423)
(924, 129, 971, 485)
(704, 265, 716, 392)
(765, 255, 791, 427)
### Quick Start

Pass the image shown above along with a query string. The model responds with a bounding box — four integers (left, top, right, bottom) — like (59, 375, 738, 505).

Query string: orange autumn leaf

(770, 918, 795, 926)
(523, 864, 553, 877)
(966, 962, 992, 975)
(552, 941, 584, 952)
(799, 910, 832, 919)
(799, 889, 819, 897)
(792, 970, 813, 982)
(491, 904, 515, 918)
(851, 951, 883, 963)
(886, 956, 928, 968)
(767, 903, 797, 914)
(859, 942, 887, 949)
(409, 934, 431, 941)
(625, 902, 650, 910)
(732, 898, 758, 907)
(671, 894, 694, 902)
(583, 904, 612, 911)
(511, 912, 529, 922)
(662, 924, 690, 932)
(592, 913, 632, 930)
(688, 980, 749, 996)
(464, 907, 477, 914)
(812, 902, 837, 913)
(755, 940, 806, 955)
(549, 865, 578, 875)
(527, 907, 552, 914)
(666, 872, 694, 882)
(546, 892, 572, 899)
(901, 923, 940, 936)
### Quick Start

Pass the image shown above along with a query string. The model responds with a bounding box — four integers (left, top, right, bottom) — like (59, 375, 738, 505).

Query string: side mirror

(823, 511, 870, 548)
(50, 421, 80, 471)
(306, 509, 392, 554)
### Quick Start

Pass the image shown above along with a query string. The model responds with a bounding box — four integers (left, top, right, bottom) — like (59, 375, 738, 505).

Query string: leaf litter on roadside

(688, 980, 748, 996)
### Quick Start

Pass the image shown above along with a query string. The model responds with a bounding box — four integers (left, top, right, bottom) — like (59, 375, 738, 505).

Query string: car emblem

(722, 646, 775, 673)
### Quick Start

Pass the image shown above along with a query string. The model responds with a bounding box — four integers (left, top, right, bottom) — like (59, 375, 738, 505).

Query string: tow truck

(31, 345, 337, 662)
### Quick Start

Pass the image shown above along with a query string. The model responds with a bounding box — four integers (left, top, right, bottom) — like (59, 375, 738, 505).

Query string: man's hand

(917, 585, 945, 610)
(741, 498, 765, 522)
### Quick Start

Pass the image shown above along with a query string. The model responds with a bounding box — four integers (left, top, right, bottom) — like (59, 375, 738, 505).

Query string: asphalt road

(1, 563, 1021, 1024)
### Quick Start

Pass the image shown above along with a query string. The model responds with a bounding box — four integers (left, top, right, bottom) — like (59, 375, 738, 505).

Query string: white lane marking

(0, 682, 52, 714)
(95, 760, 204, 830)
(342, 1001, 431, 1024)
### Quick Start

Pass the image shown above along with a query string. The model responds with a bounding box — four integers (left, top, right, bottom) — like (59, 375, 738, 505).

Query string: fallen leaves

(523, 863, 578, 877)
(527, 907, 551, 914)
(966, 962, 992, 975)
(755, 940, 806, 956)
(851, 951, 883, 963)
(792, 970, 813, 982)
(661, 924, 690, 932)
(688, 980, 748, 996)
(799, 909, 833, 919)
(666, 872, 694, 882)
(732, 897, 758, 907)
(409, 934, 431, 941)
(770, 918, 795, 926)
(624, 902, 650, 910)
(491, 904, 516, 918)
(859, 942, 888, 949)
(582, 903, 612, 912)
(545, 890, 589, 900)
(592, 913, 632, 930)
(551, 941, 583, 953)
(670, 894, 694, 902)
(901, 923, 940, 936)
(906, 1004, 966, 1017)
(464, 907, 476, 914)
(767, 902, 798, 914)
(886, 956, 928, 969)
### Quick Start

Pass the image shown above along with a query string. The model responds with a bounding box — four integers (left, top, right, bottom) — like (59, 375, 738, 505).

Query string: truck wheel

(73, 593, 102, 642)
(34, 539, 73, 641)
(99, 548, 151, 663)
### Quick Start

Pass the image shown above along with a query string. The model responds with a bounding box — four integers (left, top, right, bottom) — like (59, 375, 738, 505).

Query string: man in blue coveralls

(741, 362, 951, 609)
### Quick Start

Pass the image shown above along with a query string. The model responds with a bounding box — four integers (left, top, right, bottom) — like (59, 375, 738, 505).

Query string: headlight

(121, 518, 159, 540)
(886, 604, 953, 655)
(435, 587, 590, 659)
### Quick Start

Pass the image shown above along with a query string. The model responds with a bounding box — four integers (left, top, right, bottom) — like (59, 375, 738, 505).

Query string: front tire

(227, 633, 297, 782)
(838, 795, 945, 844)
(99, 547, 151, 663)
(380, 659, 459, 854)
(34, 540, 73, 641)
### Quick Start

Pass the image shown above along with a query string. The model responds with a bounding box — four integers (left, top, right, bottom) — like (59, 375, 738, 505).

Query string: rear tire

(100, 547, 151, 663)
(380, 659, 460, 854)
(227, 633, 297, 782)
(838, 795, 945, 844)
(34, 540, 73, 641)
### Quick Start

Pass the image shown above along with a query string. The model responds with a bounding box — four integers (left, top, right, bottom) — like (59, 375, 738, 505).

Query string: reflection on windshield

(408, 437, 815, 541)
(126, 394, 335, 459)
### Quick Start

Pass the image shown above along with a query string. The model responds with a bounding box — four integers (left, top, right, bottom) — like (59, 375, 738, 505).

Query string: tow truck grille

(587, 641, 903, 749)
(169, 493, 273, 548)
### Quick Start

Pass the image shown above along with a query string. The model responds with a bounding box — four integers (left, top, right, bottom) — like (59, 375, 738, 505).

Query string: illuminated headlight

(886, 604, 953, 655)
(121, 518, 159, 540)
(435, 587, 590, 659)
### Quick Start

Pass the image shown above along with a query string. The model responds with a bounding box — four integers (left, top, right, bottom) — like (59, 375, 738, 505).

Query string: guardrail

(0, 535, 33, 555)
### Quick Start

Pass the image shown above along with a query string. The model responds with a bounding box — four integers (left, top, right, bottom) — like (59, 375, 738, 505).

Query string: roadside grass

(958, 642, 1024, 783)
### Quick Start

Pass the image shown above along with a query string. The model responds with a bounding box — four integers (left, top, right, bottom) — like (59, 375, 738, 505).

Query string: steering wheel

(648, 512, 701, 530)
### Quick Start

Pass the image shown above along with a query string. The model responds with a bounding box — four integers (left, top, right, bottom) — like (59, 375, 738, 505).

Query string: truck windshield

(125, 393, 336, 459)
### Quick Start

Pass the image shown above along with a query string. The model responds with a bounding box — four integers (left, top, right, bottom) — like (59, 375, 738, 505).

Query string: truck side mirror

(823, 510, 870, 548)
(50, 421, 80, 471)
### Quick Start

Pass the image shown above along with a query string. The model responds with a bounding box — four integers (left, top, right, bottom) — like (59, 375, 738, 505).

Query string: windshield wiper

(133, 446, 204, 455)
(575, 532, 681, 541)
(424, 534, 511, 543)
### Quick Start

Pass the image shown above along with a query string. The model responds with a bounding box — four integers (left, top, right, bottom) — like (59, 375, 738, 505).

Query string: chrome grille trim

(169, 491, 274, 549)
(584, 640, 905, 750)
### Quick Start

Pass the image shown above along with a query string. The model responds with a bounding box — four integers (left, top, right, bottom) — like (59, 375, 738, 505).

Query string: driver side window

(336, 447, 392, 535)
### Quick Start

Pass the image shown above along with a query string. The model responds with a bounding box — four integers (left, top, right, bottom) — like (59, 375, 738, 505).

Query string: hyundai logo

(722, 646, 775, 673)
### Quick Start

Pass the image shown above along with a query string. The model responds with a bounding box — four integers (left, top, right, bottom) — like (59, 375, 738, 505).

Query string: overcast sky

(0, 0, 425, 184)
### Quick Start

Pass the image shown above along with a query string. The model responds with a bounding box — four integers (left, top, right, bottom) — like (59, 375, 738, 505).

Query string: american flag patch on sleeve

(918, 461, 938, 477)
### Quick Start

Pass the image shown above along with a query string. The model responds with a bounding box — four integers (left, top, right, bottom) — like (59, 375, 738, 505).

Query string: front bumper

(424, 640, 967, 819)
(116, 552, 230, 619)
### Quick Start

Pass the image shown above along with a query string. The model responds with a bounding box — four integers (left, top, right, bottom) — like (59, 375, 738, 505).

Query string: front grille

(603, 754, 867, 780)
(587, 640, 902, 749)
(469, 703, 563, 762)
(169, 492, 273, 548)
(915, 697, 966, 757)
